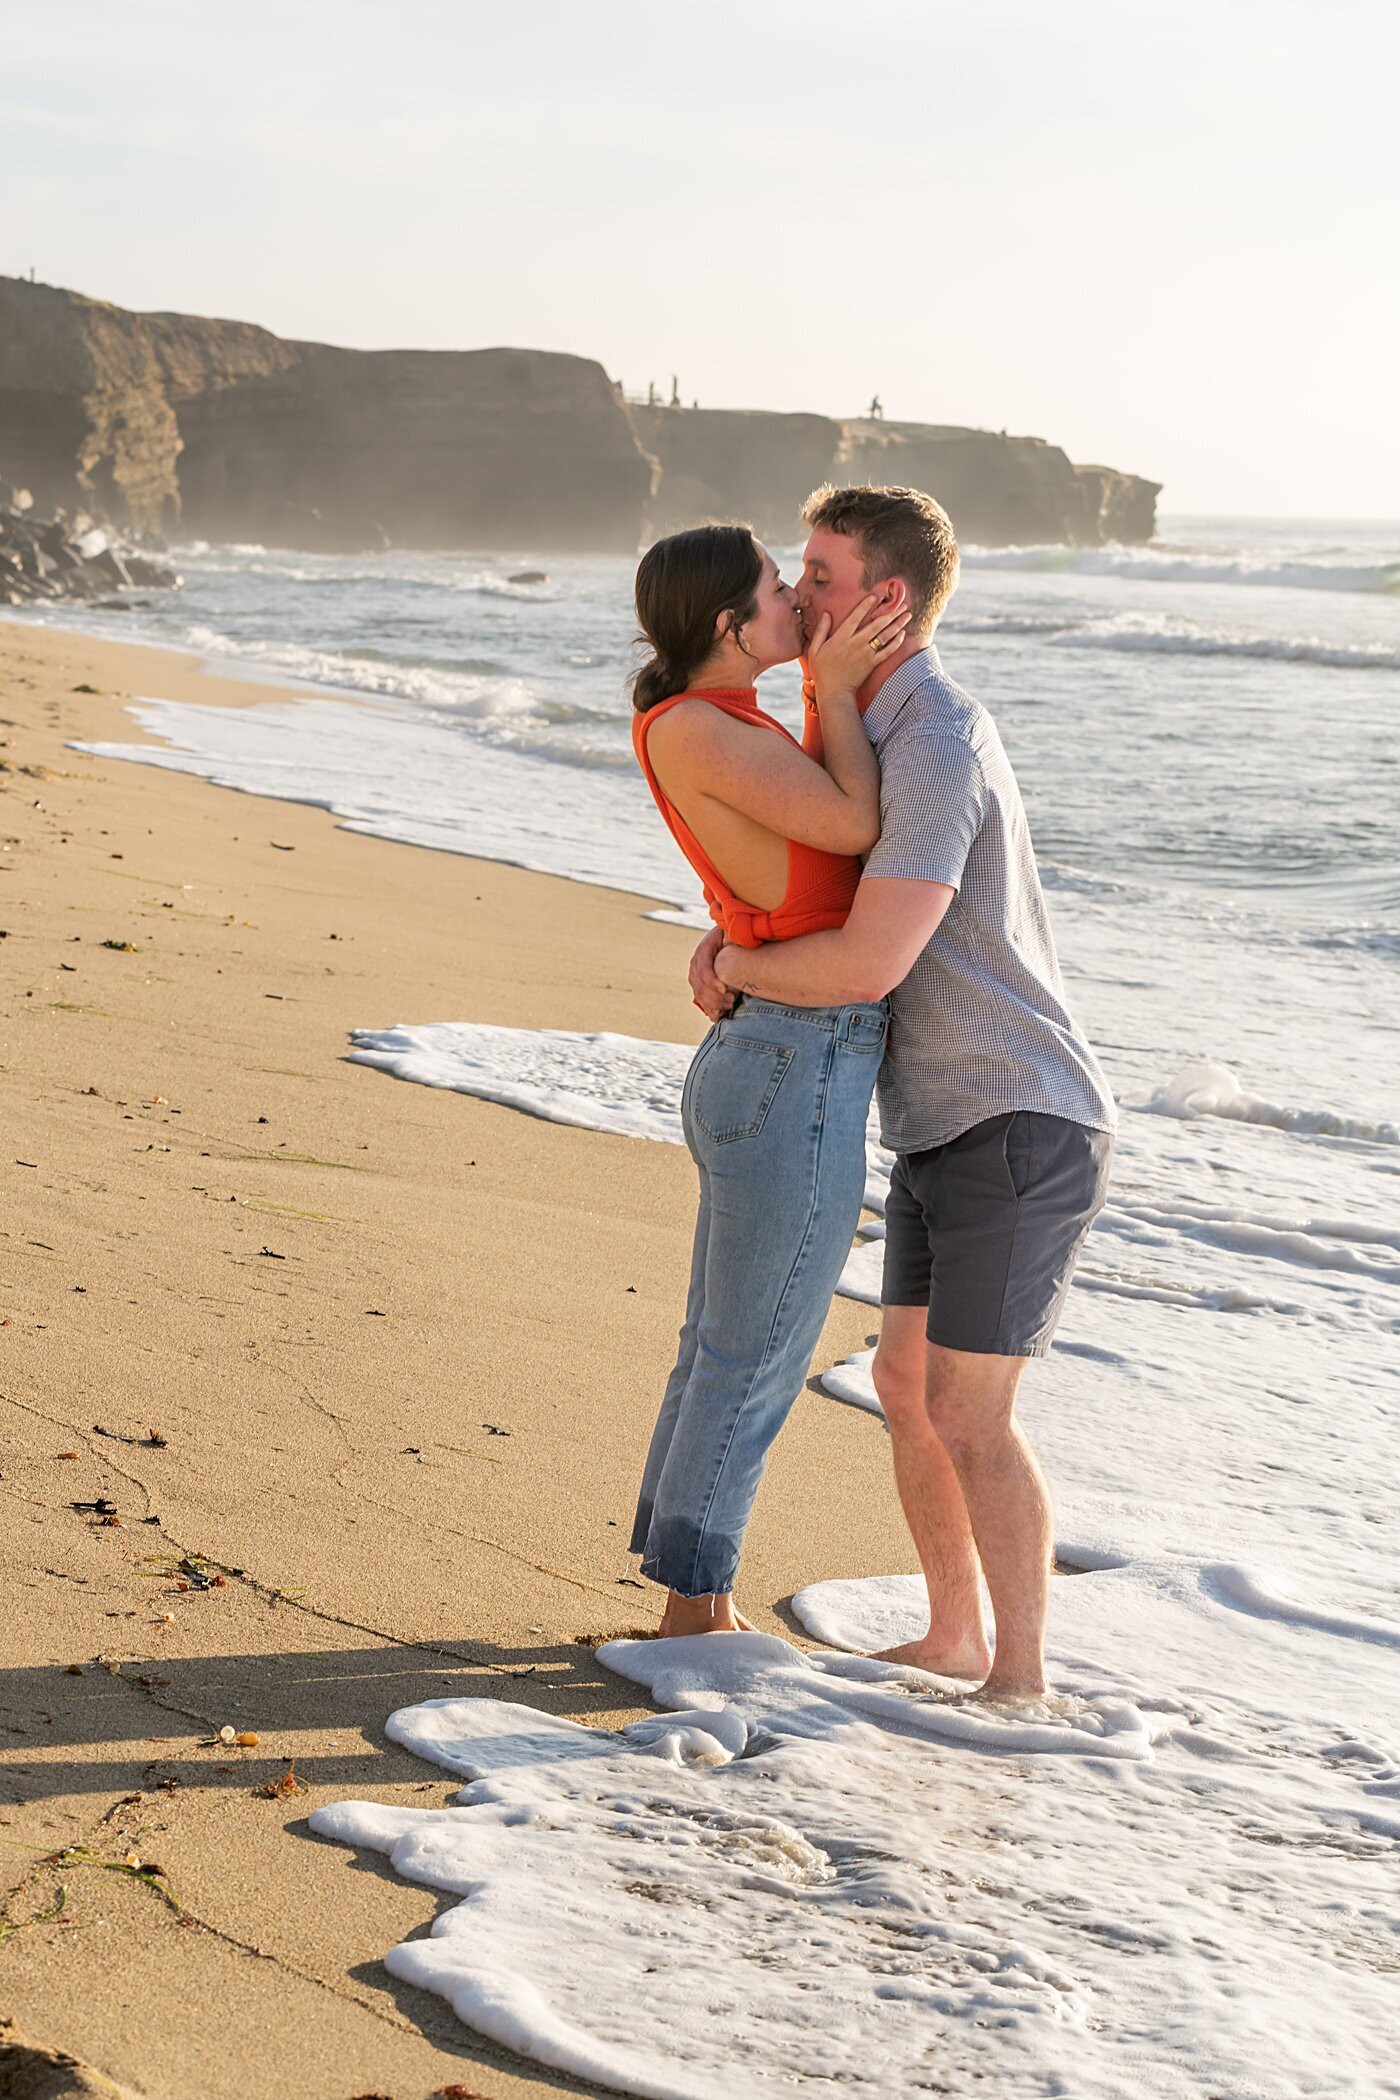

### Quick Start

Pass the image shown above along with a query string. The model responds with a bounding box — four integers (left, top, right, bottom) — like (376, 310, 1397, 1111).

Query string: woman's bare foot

(873, 1633, 993, 1681)
(656, 1589, 749, 1638)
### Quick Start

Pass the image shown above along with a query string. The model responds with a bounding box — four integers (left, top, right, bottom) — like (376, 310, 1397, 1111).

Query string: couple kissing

(627, 484, 1115, 1702)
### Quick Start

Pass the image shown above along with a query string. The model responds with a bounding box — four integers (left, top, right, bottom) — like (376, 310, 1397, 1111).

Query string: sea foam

(312, 1536, 1400, 2099)
(1149, 1059, 1399, 1143)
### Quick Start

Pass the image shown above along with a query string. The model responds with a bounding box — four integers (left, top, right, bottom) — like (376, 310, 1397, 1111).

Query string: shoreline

(0, 619, 904, 2099)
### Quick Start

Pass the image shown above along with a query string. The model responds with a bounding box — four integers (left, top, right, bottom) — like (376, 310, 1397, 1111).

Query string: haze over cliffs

(0, 278, 1159, 554)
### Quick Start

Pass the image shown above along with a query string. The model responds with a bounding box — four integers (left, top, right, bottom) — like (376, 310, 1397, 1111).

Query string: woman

(628, 523, 909, 1636)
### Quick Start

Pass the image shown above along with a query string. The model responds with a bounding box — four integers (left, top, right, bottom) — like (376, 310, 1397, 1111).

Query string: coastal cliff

(1, 277, 1158, 551)
(633, 406, 1160, 548)
(0, 278, 654, 553)
(625, 406, 843, 546)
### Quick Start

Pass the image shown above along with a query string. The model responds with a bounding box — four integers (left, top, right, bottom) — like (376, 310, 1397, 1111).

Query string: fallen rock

(0, 495, 179, 609)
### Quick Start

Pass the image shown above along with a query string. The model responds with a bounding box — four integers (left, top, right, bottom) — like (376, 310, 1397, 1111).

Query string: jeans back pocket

(692, 1033, 795, 1144)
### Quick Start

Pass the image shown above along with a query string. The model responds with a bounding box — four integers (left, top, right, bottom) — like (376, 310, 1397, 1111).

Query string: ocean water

(63, 513, 1400, 1127)
(32, 517, 1400, 2094)
(51, 514, 1400, 926)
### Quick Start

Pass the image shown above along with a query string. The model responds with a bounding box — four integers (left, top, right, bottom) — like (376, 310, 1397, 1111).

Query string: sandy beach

(0, 621, 907, 2098)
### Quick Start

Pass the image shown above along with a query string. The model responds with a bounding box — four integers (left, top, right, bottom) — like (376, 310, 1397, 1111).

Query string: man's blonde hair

(801, 483, 959, 633)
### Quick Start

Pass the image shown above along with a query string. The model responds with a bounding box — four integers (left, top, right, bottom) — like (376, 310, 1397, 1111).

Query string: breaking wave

(949, 610, 1400, 671)
(180, 625, 536, 719)
(961, 545, 1400, 596)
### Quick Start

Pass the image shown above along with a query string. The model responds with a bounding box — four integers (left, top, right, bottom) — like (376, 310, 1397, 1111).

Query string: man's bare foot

(971, 1675, 1052, 1709)
(656, 1590, 749, 1638)
(873, 1634, 992, 1680)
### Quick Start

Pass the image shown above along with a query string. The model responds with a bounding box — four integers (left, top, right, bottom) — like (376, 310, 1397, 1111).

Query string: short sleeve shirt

(859, 647, 1116, 1153)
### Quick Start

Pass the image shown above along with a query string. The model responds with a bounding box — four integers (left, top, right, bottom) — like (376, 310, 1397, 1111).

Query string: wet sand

(0, 620, 906, 2100)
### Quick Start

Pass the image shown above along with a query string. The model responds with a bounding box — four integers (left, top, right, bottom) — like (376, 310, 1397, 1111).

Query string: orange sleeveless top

(632, 686, 861, 949)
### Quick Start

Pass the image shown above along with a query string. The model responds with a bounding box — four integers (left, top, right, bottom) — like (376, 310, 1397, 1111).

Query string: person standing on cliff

(688, 484, 1116, 1701)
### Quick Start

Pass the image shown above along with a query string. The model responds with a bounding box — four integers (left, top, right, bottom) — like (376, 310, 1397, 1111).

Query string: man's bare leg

(923, 1342, 1050, 1699)
(870, 1306, 991, 1678)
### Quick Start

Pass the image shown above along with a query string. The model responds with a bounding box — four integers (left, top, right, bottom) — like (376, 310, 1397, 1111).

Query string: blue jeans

(630, 995, 888, 1599)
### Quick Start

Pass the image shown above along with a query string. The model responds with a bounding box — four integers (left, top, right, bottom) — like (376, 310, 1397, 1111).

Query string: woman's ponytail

(632, 652, 680, 713)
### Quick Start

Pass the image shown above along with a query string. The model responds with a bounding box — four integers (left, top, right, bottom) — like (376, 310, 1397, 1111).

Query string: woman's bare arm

(646, 596, 907, 855)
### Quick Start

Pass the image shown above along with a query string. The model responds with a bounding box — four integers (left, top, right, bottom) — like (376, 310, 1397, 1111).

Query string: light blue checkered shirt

(860, 645, 1116, 1153)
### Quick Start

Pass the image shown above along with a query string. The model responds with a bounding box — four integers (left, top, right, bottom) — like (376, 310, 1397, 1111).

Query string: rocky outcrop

(627, 405, 843, 543)
(840, 420, 1106, 547)
(1072, 462, 1160, 546)
(0, 277, 654, 553)
(1, 276, 1158, 553)
(0, 478, 178, 606)
(633, 410, 1160, 548)
(0, 281, 184, 533)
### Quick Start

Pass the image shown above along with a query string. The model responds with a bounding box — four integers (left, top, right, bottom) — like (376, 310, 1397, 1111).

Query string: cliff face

(1072, 463, 1160, 546)
(0, 277, 1158, 553)
(0, 279, 654, 553)
(632, 409, 1160, 548)
(841, 421, 1095, 546)
(154, 327, 656, 552)
(627, 405, 843, 543)
(0, 279, 184, 531)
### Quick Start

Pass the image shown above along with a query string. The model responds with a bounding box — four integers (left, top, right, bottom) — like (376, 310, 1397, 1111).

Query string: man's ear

(880, 578, 909, 612)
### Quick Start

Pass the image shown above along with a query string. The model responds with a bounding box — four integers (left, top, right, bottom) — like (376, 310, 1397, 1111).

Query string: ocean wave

(949, 608, 1400, 671)
(488, 724, 635, 773)
(1059, 615, 1400, 672)
(345, 647, 509, 678)
(1038, 860, 1144, 900)
(180, 625, 536, 719)
(1302, 926, 1400, 962)
(175, 545, 558, 599)
(1147, 1061, 1398, 1144)
(945, 613, 1080, 638)
(960, 544, 1400, 596)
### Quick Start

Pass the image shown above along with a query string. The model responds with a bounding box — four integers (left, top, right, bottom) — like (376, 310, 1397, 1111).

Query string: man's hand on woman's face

(689, 926, 735, 1021)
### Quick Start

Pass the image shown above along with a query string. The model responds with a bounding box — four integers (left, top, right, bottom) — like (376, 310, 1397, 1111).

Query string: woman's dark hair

(631, 524, 764, 712)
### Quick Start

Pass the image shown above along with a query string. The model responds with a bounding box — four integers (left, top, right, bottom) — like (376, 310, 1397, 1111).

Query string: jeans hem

(638, 1550, 742, 1600)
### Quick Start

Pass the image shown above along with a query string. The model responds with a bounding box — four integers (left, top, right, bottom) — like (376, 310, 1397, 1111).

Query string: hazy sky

(5, 0, 1396, 516)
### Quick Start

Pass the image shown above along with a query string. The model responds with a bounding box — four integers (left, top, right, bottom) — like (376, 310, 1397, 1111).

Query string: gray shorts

(881, 1111, 1113, 1358)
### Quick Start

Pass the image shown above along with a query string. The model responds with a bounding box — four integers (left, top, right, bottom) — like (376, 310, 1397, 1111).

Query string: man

(689, 485, 1115, 1700)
